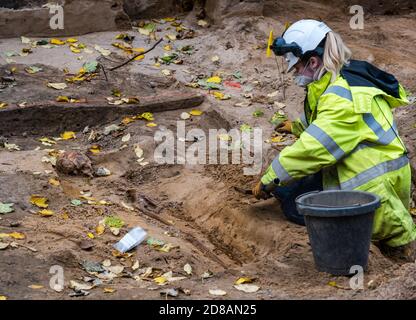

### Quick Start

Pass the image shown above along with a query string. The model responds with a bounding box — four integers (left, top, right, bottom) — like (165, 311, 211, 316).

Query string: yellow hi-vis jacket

(262, 60, 416, 247)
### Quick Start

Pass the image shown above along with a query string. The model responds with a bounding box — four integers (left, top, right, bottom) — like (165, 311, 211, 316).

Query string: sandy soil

(0, 1, 416, 300)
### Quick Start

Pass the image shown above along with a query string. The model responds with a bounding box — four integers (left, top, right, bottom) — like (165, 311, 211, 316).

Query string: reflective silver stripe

(271, 156, 292, 183)
(362, 113, 397, 145)
(340, 155, 409, 190)
(323, 85, 353, 102)
(305, 124, 345, 160)
(300, 112, 308, 128)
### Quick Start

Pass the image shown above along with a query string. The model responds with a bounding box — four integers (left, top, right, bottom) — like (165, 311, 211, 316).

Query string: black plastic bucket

(295, 190, 381, 276)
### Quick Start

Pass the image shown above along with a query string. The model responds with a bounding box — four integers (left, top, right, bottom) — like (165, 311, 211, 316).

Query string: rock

(95, 167, 111, 177)
(56, 151, 93, 177)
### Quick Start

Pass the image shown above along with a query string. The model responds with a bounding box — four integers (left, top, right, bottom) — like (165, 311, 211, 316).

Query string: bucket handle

(296, 190, 363, 208)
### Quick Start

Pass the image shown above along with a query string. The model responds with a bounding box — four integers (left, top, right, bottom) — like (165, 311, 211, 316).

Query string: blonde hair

(318, 31, 352, 82)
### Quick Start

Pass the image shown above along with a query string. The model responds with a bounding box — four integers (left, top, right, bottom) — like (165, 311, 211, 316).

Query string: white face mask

(294, 74, 313, 87)
(294, 59, 322, 87)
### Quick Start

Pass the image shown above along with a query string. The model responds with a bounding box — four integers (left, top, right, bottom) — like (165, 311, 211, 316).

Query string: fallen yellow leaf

(146, 122, 158, 127)
(270, 136, 284, 143)
(163, 17, 176, 22)
(56, 96, 70, 103)
(0, 232, 26, 240)
(60, 131, 76, 140)
(0, 296, 7, 300)
(29, 285, 44, 289)
(62, 212, 69, 220)
(140, 112, 154, 121)
(96, 224, 105, 236)
(66, 38, 78, 43)
(89, 145, 101, 154)
(87, 233, 95, 239)
(212, 91, 231, 100)
(30, 195, 48, 208)
(103, 288, 116, 293)
(207, 76, 222, 84)
(39, 137, 57, 146)
(70, 47, 81, 54)
(48, 178, 60, 186)
(50, 38, 66, 45)
(122, 117, 135, 125)
(154, 276, 167, 285)
(164, 45, 172, 51)
(0, 102, 8, 109)
(235, 277, 253, 285)
(134, 55, 145, 61)
(39, 209, 54, 217)
(190, 110, 203, 116)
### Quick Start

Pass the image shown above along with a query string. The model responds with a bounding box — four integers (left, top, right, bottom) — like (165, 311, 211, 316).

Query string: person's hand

(252, 181, 271, 200)
(275, 120, 292, 134)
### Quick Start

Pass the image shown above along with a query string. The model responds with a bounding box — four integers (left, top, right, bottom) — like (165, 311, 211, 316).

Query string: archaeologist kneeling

(254, 19, 416, 260)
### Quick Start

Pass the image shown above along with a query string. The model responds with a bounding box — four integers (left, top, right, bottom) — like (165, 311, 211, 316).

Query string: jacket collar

(306, 71, 332, 112)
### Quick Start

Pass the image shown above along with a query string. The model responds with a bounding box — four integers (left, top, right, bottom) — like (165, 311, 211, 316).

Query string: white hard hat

(282, 20, 332, 72)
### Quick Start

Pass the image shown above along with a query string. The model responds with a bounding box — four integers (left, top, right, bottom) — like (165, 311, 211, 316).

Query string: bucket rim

(295, 190, 381, 217)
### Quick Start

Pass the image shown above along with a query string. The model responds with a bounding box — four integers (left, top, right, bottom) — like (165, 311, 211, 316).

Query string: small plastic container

(113, 227, 148, 253)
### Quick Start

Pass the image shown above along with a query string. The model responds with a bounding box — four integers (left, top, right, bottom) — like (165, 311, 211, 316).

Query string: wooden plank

(0, 91, 204, 136)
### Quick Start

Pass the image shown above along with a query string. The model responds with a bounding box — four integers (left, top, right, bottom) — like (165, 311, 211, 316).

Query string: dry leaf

(209, 289, 226, 296)
(132, 260, 140, 271)
(56, 96, 70, 102)
(47, 83, 68, 90)
(211, 55, 220, 62)
(48, 178, 60, 186)
(212, 91, 231, 100)
(0, 232, 26, 240)
(190, 110, 203, 116)
(184, 263, 192, 275)
(154, 276, 168, 285)
(233, 284, 259, 293)
(29, 285, 44, 290)
(50, 38, 66, 45)
(94, 45, 111, 56)
(60, 131, 76, 140)
(89, 145, 101, 154)
(96, 224, 105, 236)
(30, 195, 48, 208)
(235, 277, 253, 285)
(161, 69, 172, 76)
(104, 288, 116, 293)
(134, 144, 144, 159)
(121, 133, 131, 143)
(39, 209, 55, 217)
(69, 280, 93, 291)
(180, 112, 191, 120)
(207, 76, 222, 84)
